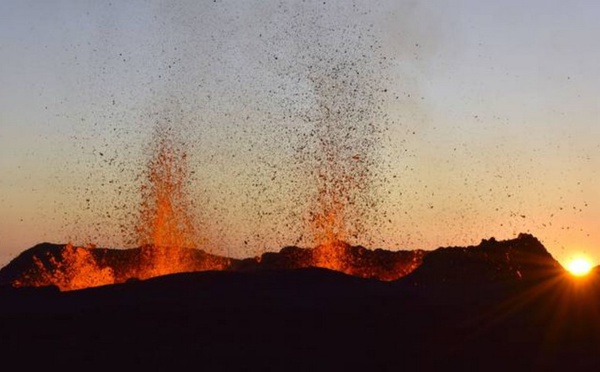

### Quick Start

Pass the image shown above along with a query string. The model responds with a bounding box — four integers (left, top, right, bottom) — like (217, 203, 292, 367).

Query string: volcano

(1, 233, 600, 371)
(0, 234, 558, 290)
(0, 240, 424, 290)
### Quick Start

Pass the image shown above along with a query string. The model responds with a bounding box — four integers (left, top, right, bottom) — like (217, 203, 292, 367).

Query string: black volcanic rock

(404, 233, 564, 287)
(0, 234, 566, 291)
(0, 234, 596, 371)
(1, 258, 599, 371)
(0, 242, 61, 287)
(234, 242, 426, 280)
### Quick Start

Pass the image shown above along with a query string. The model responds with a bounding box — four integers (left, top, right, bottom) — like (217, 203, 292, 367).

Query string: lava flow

(11, 243, 115, 291)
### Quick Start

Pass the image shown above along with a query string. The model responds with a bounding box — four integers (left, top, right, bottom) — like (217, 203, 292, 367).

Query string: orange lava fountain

(300, 53, 380, 274)
(309, 113, 351, 272)
(306, 100, 374, 273)
(136, 123, 199, 279)
(8, 120, 231, 291)
(277, 14, 385, 273)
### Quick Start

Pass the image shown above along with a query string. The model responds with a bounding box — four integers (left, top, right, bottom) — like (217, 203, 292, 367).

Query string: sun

(566, 257, 593, 277)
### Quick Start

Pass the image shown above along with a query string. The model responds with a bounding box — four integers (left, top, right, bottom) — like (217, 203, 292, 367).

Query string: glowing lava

(136, 122, 202, 279)
(279, 16, 386, 273)
(13, 243, 115, 291)
(309, 117, 352, 271)
(303, 62, 380, 273)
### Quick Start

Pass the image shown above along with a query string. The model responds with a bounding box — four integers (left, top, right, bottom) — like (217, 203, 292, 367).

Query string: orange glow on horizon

(566, 256, 593, 277)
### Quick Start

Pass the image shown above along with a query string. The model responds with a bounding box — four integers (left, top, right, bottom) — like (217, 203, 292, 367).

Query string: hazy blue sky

(1, 0, 599, 267)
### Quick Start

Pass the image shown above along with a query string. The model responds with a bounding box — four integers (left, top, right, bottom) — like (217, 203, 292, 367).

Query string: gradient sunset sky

(1, 0, 599, 268)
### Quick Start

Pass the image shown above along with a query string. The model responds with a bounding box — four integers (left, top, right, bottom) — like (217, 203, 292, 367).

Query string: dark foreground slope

(1, 234, 600, 371)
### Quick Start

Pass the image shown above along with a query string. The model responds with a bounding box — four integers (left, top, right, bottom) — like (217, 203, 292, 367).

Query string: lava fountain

(135, 119, 222, 279)
(4, 4, 399, 290)
(307, 97, 375, 273)
(284, 24, 386, 272)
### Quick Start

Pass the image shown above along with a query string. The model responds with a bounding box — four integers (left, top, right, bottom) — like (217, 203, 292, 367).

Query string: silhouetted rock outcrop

(404, 233, 564, 287)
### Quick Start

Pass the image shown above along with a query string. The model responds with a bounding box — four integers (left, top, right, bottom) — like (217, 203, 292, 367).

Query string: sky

(1, 0, 599, 268)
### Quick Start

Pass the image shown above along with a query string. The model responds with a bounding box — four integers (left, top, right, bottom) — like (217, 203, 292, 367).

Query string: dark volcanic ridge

(0, 233, 566, 291)
(1, 234, 598, 371)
